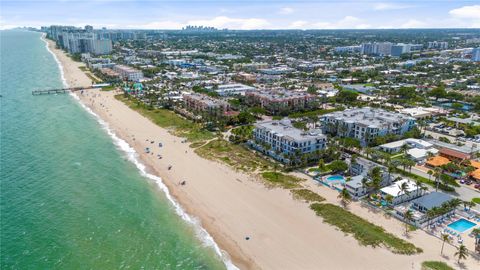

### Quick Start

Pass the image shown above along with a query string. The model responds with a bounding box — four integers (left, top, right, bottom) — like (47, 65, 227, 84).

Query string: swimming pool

(326, 175, 345, 182)
(447, 218, 477, 233)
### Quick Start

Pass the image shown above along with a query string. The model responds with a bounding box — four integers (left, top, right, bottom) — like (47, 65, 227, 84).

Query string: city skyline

(1, 0, 479, 30)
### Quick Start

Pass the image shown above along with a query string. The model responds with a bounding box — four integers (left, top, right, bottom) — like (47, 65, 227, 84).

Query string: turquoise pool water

(447, 218, 477, 233)
(326, 175, 345, 182)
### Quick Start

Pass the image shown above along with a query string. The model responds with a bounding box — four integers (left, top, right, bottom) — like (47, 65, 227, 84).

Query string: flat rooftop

(381, 179, 419, 197)
(324, 107, 414, 129)
(255, 119, 326, 142)
(249, 89, 313, 99)
(411, 192, 453, 210)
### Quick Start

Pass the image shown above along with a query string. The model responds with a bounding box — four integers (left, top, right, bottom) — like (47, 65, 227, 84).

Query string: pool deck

(428, 215, 479, 248)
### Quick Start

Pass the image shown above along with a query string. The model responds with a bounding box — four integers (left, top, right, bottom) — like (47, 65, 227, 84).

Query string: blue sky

(1, 1, 479, 30)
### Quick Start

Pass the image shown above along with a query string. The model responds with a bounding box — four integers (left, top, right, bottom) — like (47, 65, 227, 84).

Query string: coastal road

(409, 166, 480, 211)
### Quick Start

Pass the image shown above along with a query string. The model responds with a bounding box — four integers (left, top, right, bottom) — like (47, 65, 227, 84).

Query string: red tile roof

(439, 148, 469, 160)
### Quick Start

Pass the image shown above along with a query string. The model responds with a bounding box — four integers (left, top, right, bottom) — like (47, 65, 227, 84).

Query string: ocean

(0, 30, 228, 270)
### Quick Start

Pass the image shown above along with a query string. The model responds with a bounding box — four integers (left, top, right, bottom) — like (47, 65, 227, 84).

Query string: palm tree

(434, 167, 442, 191)
(414, 179, 427, 196)
(426, 208, 436, 227)
(406, 159, 415, 172)
(404, 210, 413, 235)
(398, 181, 410, 197)
(440, 233, 450, 255)
(467, 201, 476, 212)
(385, 194, 394, 207)
(454, 244, 468, 264)
(338, 188, 352, 208)
(472, 228, 480, 254)
(351, 154, 358, 165)
(427, 170, 433, 181)
(400, 144, 409, 155)
(361, 177, 369, 195)
(365, 147, 374, 159)
(448, 198, 462, 214)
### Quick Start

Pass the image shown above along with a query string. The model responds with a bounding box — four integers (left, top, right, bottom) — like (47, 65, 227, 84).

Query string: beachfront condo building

(248, 119, 327, 164)
(183, 93, 234, 118)
(113, 65, 144, 81)
(322, 107, 416, 145)
(245, 89, 317, 115)
(57, 31, 113, 55)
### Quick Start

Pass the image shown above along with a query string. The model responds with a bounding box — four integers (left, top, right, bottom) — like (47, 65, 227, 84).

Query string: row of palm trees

(441, 234, 474, 264)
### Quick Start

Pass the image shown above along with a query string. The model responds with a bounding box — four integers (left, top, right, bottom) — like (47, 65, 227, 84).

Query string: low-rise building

(248, 119, 327, 164)
(379, 138, 438, 162)
(211, 83, 256, 96)
(346, 157, 391, 198)
(411, 192, 454, 213)
(113, 65, 144, 81)
(258, 66, 295, 75)
(429, 140, 479, 161)
(183, 93, 233, 117)
(245, 89, 317, 115)
(322, 107, 416, 145)
(399, 107, 447, 119)
(380, 179, 422, 205)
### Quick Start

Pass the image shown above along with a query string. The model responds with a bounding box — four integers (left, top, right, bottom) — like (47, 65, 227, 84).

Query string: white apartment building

(322, 107, 416, 145)
(113, 65, 144, 81)
(248, 119, 327, 164)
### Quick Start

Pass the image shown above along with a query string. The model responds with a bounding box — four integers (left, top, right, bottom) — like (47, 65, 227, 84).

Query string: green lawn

(291, 189, 325, 202)
(310, 203, 422, 255)
(421, 261, 454, 270)
(85, 72, 101, 83)
(472, 197, 480, 204)
(101, 85, 116, 91)
(261, 171, 304, 189)
(115, 95, 214, 142)
(195, 139, 274, 172)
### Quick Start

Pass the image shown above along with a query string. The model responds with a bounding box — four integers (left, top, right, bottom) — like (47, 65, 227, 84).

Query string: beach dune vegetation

(310, 203, 422, 255)
(195, 139, 274, 172)
(291, 189, 325, 202)
(261, 171, 304, 189)
(421, 261, 455, 270)
(115, 94, 214, 142)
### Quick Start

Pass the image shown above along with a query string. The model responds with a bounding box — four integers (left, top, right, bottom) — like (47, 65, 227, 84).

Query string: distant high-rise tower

(85, 25, 94, 32)
(472, 47, 480, 62)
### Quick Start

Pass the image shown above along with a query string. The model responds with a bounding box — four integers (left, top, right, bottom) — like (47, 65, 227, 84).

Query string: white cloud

(288, 20, 308, 29)
(449, 5, 480, 19)
(0, 16, 19, 30)
(127, 20, 185, 29)
(126, 16, 270, 30)
(279, 7, 294, 15)
(312, 16, 371, 29)
(187, 16, 270, 30)
(373, 2, 412, 11)
(400, 19, 427, 28)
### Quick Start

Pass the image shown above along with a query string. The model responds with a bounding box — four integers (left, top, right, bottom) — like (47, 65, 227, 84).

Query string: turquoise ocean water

(0, 30, 228, 270)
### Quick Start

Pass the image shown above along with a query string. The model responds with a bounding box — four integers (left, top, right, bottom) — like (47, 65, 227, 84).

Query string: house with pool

(346, 157, 392, 199)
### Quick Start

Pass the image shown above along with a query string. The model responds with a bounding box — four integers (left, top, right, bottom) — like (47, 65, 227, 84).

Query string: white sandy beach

(45, 37, 480, 270)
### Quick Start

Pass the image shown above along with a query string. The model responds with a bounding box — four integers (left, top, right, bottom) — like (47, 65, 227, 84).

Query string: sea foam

(41, 34, 238, 270)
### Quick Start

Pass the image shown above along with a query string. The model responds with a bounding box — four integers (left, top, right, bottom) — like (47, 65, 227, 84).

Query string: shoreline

(41, 34, 240, 270)
(43, 34, 479, 270)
